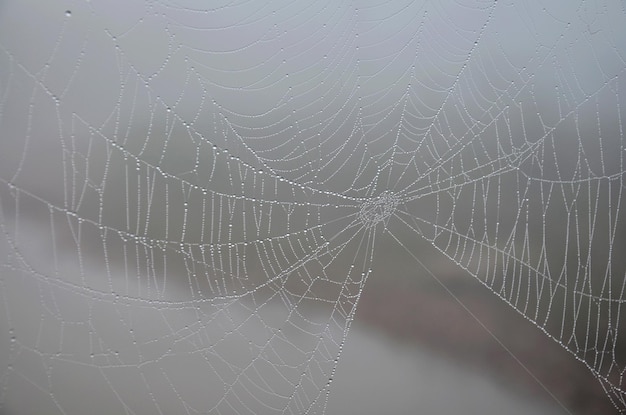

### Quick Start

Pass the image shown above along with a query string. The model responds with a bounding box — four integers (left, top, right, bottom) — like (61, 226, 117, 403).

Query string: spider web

(1, 0, 626, 414)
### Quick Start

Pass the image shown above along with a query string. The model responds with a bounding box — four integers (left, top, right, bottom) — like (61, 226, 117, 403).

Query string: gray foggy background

(1, 0, 625, 414)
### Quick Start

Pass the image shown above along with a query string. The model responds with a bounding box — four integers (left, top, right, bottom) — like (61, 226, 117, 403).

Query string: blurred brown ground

(356, 276, 618, 415)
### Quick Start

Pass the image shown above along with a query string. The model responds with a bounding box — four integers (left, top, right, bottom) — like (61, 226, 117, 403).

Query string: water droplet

(65, 10, 72, 17)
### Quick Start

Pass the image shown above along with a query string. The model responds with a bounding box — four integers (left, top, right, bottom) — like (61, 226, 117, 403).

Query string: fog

(1, 1, 625, 414)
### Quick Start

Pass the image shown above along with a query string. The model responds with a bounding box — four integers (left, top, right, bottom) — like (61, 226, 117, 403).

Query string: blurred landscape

(357, 264, 617, 414)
